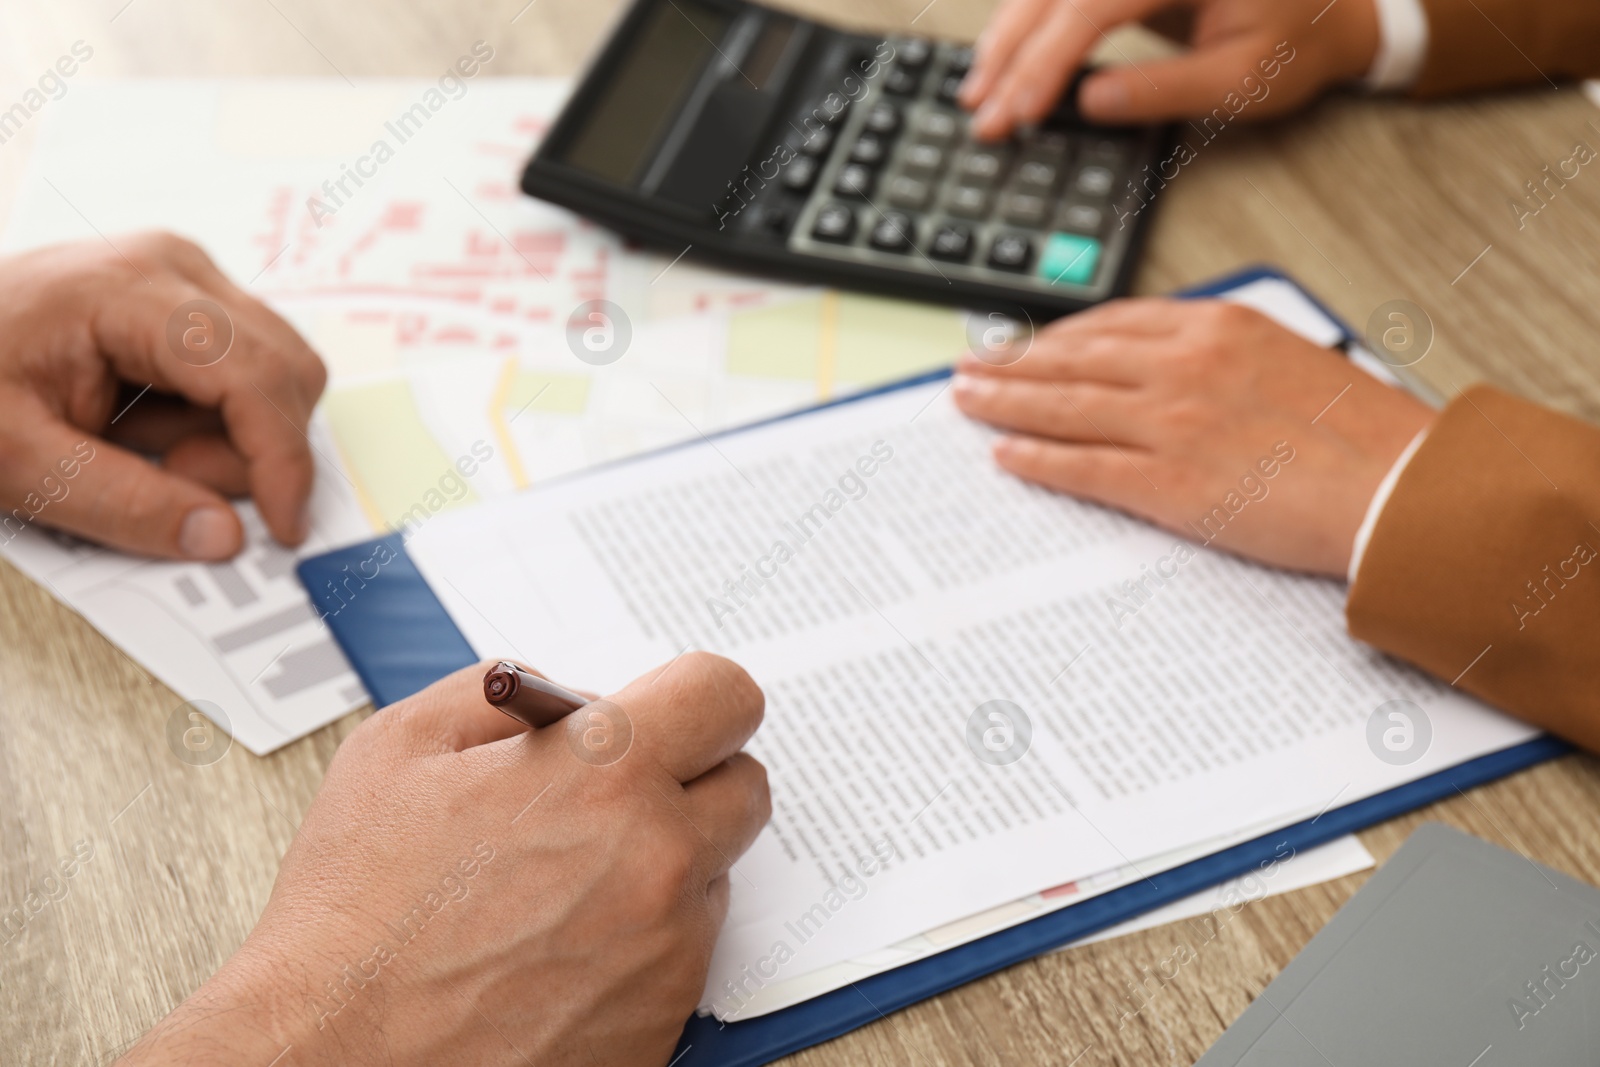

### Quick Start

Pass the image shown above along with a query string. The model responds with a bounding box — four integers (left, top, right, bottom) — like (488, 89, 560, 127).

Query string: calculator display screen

(558, 0, 733, 186)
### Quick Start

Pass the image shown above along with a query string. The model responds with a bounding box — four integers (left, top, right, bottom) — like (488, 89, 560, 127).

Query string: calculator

(521, 0, 1173, 318)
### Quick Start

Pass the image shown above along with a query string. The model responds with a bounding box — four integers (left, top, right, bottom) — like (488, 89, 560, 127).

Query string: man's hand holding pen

(116, 653, 770, 1067)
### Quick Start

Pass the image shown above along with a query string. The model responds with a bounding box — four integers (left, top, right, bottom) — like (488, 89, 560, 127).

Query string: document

(407, 369, 1536, 1017)
(1065, 834, 1374, 949)
(0, 79, 965, 752)
(714, 818, 1373, 1019)
(1, 454, 372, 756)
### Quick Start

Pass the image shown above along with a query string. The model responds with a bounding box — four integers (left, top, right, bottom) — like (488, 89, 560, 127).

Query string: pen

(483, 660, 589, 729)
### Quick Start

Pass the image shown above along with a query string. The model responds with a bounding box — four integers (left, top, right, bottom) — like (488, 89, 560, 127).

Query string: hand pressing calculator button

(987, 233, 1033, 271)
(811, 202, 857, 242)
(522, 2, 1173, 318)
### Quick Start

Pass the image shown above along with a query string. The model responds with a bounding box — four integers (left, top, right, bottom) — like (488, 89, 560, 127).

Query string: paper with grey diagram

(0, 78, 972, 753)
(0, 74, 1417, 756)
(408, 364, 1536, 1015)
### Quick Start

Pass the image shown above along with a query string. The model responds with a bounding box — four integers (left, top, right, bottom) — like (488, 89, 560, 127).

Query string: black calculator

(521, 0, 1173, 317)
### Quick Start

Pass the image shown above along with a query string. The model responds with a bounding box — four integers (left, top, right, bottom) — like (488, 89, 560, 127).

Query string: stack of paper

(2, 81, 1432, 1015)
(404, 356, 1533, 1017)
(0, 79, 968, 752)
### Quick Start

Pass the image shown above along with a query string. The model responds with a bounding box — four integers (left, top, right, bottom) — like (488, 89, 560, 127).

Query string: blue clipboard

(299, 266, 1565, 1066)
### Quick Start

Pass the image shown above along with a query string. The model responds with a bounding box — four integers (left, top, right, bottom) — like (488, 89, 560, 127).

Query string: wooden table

(4, 2, 1600, 1063)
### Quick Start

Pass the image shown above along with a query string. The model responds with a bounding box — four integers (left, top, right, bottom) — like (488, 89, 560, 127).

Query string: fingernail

(952, 373, 992, 400)
(993, 436, 1019, 460)
(180, 507, 238, 560)
(957, 72, 982, 107)
(1080, 76, 1129, 119)
(973, 100, 1004, 136)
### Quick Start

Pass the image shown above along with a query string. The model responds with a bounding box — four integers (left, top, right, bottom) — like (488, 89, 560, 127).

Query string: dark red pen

(483, 660, 589, 728)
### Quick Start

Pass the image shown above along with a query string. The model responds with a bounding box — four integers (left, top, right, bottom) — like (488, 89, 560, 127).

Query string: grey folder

(1198, 823, 1600, 1065)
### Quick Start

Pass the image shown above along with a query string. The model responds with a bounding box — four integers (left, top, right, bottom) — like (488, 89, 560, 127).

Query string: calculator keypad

(987, 233, 1033, 271)
(901, 143, 944, 173)
(862, 102, 901, 136)
(1057, 201, 1103, 234)
(999, 191, 1049, 228)
(833, 163, 875, 198)
(785, 38, 1155, 299)
(929, 223, 973, 261)
(869, 212, 918, 253)
(885, 174, 932, 210)
(782, 155, 819, 193)
(811, 202, 856, 242)
(944, 185, 992, 219)
(798, 125, 834, 156)
(849, 133, 890, 166)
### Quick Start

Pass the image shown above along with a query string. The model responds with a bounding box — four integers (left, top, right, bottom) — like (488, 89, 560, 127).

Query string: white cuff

(1362, 0, 1430, 92)
(1348, 429, 1429, 584)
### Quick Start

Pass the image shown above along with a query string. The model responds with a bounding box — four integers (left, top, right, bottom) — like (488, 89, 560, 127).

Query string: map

(0, 79, 970, 752)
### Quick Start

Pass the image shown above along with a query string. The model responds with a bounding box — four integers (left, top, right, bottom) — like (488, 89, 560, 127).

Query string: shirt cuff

(1362, 0, 1430, 91)
(1348, 429, 1429, 584)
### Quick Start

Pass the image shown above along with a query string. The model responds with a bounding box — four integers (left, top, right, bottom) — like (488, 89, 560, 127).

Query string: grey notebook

(1198, 823, 1600, 1065)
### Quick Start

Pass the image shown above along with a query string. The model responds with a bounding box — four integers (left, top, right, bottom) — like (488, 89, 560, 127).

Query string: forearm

(115, 931, 404, 1067)
(1347, 385, 1600, 749)
(117, 939, 312, 1066)
(1412, 0, 1600, 95)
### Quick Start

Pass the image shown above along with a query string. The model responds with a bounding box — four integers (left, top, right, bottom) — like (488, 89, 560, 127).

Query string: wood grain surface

(2, 1, 1599, 1064)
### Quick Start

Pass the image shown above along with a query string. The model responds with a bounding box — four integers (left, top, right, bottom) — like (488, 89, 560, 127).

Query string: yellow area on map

(312, 312, 401, 378)
(324, 380, 478, 531)
(726, 293, 968, 396)
(490, 361, 593, 490)
(504, 369, 592, 416)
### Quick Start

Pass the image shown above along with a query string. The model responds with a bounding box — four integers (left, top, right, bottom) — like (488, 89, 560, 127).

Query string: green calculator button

(1037, 232, 1101, 286)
